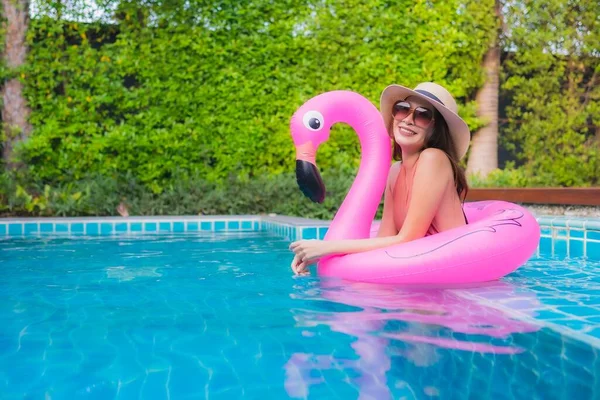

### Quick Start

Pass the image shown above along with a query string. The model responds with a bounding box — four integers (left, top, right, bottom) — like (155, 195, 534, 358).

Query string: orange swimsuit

(388, 156, 467, 236)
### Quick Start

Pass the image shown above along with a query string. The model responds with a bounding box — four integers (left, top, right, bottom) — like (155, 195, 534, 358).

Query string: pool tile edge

(1, 214, 599, 261)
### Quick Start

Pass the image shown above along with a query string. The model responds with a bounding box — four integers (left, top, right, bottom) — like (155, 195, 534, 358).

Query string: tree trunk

(467, 0, 503, 179)
(466, 44, 500, 179)
(1, 0, 31, 169)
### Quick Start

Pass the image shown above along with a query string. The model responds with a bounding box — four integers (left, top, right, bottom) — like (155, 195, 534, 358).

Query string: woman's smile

(398, 125, 417, 137)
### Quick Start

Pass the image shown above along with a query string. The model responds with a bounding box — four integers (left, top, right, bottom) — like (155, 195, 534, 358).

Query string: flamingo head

(290, 92, 342, 203)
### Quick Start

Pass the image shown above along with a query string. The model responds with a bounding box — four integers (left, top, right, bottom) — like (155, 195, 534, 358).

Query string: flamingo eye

(302, 111, 324, 131)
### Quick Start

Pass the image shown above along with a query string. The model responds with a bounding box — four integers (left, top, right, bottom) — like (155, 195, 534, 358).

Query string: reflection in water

(284, 280, 541, 399)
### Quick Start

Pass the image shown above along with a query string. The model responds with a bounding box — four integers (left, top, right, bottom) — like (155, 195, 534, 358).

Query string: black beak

(296, 160, 325, 203)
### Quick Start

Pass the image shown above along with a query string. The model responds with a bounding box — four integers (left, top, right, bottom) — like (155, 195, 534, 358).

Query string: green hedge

(14, 0, 494, 194)
(499, 0, 600, 186)
(3, 0, 598, 219)
(0, 168, 363, 219)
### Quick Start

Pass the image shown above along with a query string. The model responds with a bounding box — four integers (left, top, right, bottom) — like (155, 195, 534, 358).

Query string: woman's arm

(290, 149, 453, 263)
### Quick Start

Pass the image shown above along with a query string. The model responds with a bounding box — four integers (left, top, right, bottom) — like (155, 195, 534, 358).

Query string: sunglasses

(392, 101, 435, 128)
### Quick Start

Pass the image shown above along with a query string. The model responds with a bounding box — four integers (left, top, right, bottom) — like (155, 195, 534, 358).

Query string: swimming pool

(1, 215, 600, 399)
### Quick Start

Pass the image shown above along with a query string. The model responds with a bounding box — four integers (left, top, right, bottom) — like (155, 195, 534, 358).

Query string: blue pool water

(1, 232, 599, 399)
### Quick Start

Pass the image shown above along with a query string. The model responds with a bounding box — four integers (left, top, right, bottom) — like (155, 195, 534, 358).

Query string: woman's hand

(289, 239, 336, 275)
(290, 253, 314, 275)
(290, 239, 335, 262)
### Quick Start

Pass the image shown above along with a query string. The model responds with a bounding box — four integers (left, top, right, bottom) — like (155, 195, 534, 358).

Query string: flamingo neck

(324, 100, 391, 241)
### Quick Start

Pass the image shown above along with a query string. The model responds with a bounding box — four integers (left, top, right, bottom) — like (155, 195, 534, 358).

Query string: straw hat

(380, 82, 471, 160)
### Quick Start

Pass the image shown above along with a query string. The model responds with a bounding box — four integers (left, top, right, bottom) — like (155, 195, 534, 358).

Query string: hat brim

(380, 84, 471, 160)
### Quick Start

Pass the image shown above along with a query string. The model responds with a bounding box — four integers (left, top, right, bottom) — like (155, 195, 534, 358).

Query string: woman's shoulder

(418, 148, 452, 169)
(420, 147, 450, 161)
(415, 149, 454, 182)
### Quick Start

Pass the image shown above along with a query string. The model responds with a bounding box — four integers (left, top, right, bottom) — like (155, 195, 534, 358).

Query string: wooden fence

(466, 188, 600, 206)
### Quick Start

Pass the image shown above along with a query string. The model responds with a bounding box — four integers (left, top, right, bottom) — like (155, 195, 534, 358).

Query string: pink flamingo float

(291, 91, 540, 284)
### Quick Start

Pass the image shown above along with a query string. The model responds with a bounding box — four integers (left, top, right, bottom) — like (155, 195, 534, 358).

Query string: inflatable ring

(291, 90, 540, 284)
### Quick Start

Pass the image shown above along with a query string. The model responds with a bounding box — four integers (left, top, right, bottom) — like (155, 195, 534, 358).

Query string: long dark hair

(390, 109, 469, 201)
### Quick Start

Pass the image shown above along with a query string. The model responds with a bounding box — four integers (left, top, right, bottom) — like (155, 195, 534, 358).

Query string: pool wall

(1, 214, 599, 260)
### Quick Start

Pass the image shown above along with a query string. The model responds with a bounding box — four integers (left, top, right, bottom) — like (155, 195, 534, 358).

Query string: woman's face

(391, 96, 435, 154)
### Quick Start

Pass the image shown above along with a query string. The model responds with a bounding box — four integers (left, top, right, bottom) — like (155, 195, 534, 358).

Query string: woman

(290, 82, 471, 275)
